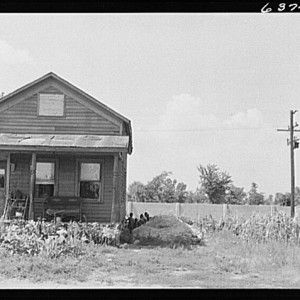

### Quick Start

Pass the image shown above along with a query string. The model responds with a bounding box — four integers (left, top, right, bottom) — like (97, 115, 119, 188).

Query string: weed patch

(2, 212, 300, 287)
(0, 219, 122, 258)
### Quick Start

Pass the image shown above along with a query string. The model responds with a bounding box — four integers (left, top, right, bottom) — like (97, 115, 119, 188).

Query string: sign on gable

(38, 93, 65, 116)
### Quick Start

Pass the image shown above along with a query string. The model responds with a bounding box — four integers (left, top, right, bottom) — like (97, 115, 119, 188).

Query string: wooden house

(0, 72, 132, 223)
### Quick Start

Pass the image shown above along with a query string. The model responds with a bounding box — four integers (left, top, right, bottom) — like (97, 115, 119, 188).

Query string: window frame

(75, 159, 104, 203)
(35, 159, 59, 198)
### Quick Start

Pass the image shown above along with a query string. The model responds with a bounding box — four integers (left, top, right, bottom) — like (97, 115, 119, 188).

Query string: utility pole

(277, 110, 300, 218)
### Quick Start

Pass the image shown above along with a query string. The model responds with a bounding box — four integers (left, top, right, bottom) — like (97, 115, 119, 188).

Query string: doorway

(0, 162, 6, 215)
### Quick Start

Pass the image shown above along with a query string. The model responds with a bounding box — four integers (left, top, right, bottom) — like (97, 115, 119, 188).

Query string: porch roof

(0, 133, 129, 153)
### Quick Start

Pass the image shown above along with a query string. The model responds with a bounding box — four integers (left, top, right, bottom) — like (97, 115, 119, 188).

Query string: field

(1, 213, 300, 288)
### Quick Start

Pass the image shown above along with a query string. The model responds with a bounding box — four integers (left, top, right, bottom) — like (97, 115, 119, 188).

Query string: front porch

(0, 134, 128, 223)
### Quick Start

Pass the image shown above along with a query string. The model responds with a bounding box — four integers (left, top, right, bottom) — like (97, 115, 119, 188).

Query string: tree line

(127, 164, 299, 206)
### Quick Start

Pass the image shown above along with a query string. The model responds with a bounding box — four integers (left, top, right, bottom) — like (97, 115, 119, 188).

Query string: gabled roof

(0, 72, 133, 154)
(0, 72, 131, 123)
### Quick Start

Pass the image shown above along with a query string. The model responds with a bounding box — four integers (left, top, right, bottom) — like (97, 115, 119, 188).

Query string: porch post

(3, 153, 11, 218)
(5, 153, 10, 198)
(28, 152, 36, 220)
(111, 154, 120, 223)
(122, 153, 127, 220)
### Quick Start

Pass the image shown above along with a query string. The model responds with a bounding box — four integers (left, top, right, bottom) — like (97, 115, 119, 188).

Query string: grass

(2, 229, 300, 287)
(3, 212, 300, 287)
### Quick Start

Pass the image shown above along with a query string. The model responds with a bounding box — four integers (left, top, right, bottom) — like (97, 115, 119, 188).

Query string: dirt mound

(131, 215, 201, 248)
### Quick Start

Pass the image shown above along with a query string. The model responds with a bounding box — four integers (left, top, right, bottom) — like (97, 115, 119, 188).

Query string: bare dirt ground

(0, 258, 294, 289)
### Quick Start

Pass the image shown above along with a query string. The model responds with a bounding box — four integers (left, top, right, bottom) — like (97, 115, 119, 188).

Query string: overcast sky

(1, 13, 300, 196)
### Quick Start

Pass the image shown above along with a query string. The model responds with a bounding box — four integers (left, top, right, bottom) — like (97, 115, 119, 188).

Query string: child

(128, 212, 135, 234)
(144, 212, 150, 222)
(137, 214, 146, 227)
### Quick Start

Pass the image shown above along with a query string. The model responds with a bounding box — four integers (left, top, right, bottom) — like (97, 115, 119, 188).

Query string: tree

(145, 171, 176, 202)
(246, 183, 265, 205)
(273, 187, 300, 206)
(127, 181, 147, 202)
(175, 182, 188, 203)
(265, 194, 273, 205)
(127, 171, 189, 203)
(295, 187, 300, 206)
(274, 192, 291, 206)
(225, 184, 247, 205)
(186, 188, 209, 203)
(197, 164, 232, 204)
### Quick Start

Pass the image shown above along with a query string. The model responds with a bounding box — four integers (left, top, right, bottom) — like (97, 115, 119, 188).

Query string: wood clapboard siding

(9, 154, 31, 197)
(56, 154, 113, 222)
(0, 88, 120, 135)
(36, 155, 113, 222)
(119, 153, 127, 220)
(82, 156, 114, 222)
(33, 199, 44, 219)
(7, 153, 114, 222)
(58, 155, 76, 197)
(0, 78, 129, 222)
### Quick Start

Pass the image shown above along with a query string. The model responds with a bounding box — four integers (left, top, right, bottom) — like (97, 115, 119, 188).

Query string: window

(38, 93, 65, 116)
(79, 162, 102, 201)
(35, 162, 55, 197)
(0, 169, 4, 188)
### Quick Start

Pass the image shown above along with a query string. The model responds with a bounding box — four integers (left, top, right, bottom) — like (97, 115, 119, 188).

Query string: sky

(0, 13, 300, 196)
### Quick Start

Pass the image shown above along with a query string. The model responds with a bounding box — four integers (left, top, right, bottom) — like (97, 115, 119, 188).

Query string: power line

(135, 127, 277, 132)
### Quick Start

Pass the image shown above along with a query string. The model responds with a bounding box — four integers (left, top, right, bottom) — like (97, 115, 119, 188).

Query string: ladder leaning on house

(3, 196, 29, 220)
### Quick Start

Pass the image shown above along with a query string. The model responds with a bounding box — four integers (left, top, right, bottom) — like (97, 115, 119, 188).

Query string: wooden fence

(126, 202, 293, 221)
